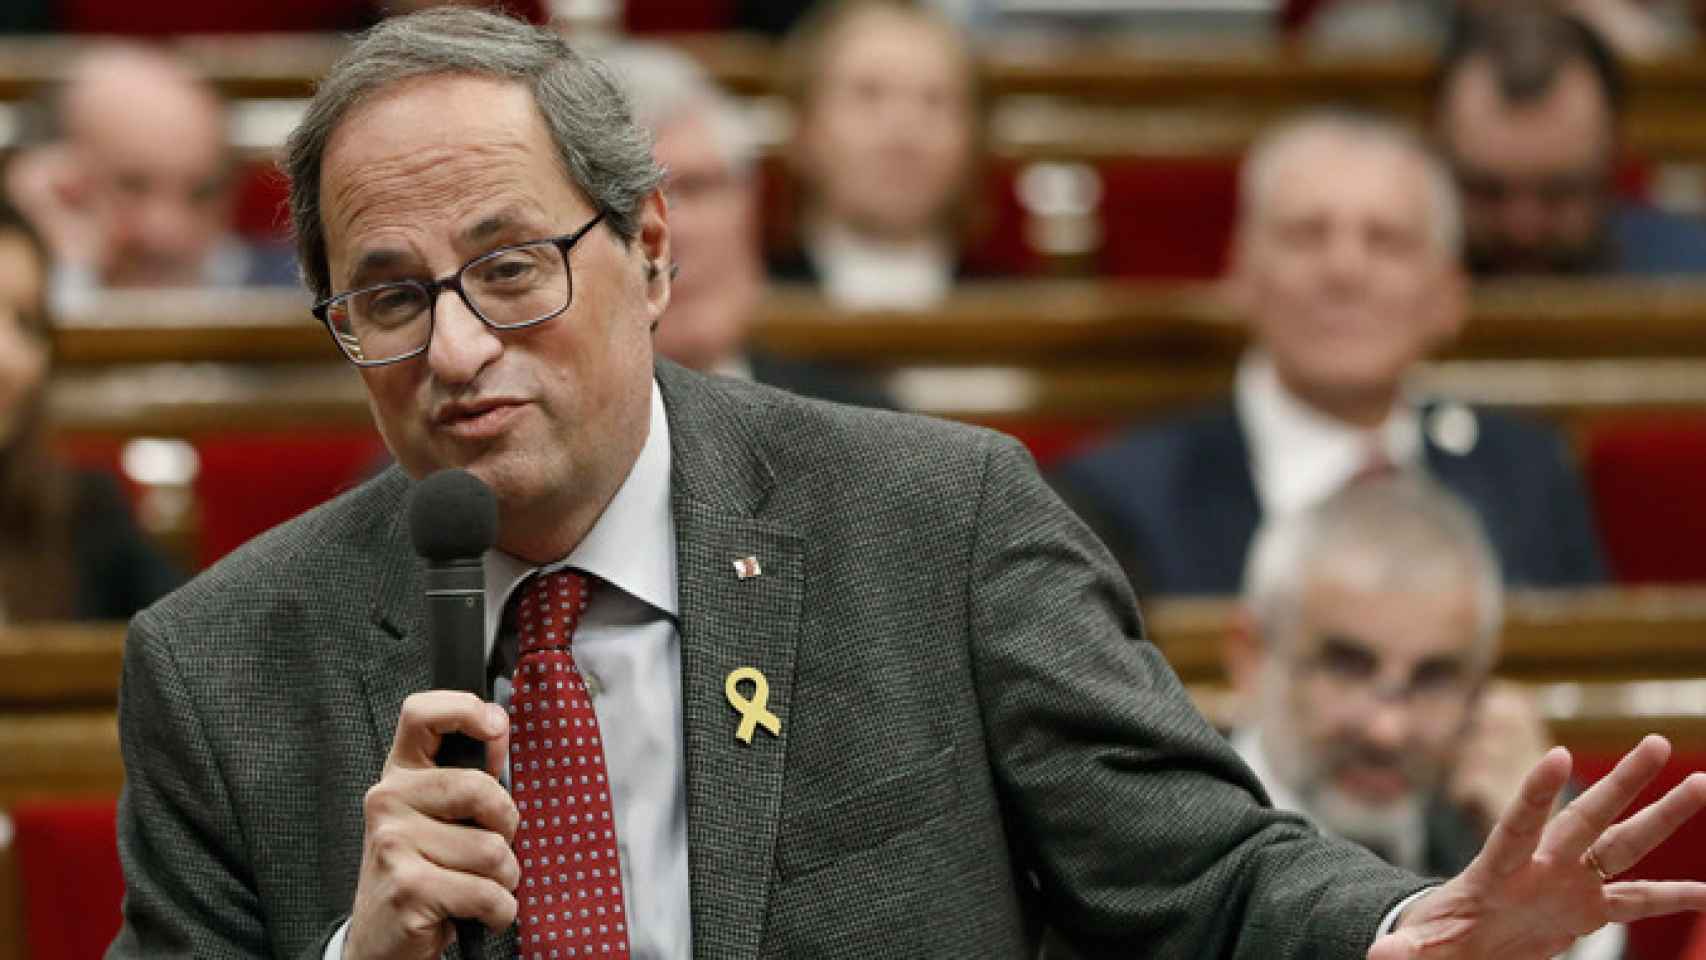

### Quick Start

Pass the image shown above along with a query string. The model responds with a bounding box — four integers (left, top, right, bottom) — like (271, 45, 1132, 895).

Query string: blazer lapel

(659, 363, 804, 960)
(361, 507, 432, 760)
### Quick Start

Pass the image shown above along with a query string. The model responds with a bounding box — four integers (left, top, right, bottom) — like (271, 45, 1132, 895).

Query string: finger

(1603, 880, 1706, 922)
(1365, 932, 1417, 960)
(394, 857, 518, 933)
(1595, 772, 1706, 876)
(1539, 735, 1670, 863)
(486, 717, 511, 781)
(389, 693, 510, 770)
(367, 767, 520, 841)
(1474, 745, 1572, 878)
(413, 817, 522, 892)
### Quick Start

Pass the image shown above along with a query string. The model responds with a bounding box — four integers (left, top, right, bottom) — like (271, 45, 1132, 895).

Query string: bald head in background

(7, 44, 239, 290)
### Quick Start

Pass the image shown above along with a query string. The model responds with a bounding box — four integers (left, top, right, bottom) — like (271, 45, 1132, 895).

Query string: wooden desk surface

(48, 279, 1706, 366)
(4, 589, 1706, 806)
(36, 280, 1706, 433)
(1148, 587, 1706, 685)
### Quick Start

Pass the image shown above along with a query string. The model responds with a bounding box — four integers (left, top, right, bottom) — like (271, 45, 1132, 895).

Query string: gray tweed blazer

(109, 360, 1427, 959)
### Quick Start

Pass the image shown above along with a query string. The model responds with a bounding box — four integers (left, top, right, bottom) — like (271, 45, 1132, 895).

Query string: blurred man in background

(773, 0, 981, 309)
(606, 43, 891, 407)
(4, 44, 296, 312)
(1053, 111, 1605, 596)
(1226, 475, 1624, 958)
(1434, 7, 1706, 277)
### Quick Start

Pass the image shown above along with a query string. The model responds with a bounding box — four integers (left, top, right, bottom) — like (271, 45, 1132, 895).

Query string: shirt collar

(806, 219, 953, 311)
(1235, 351, 1422, 519)
(482, 379, 679, 649)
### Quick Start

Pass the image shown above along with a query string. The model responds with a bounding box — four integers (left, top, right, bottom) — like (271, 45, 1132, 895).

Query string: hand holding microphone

(346, 470, 518, 960)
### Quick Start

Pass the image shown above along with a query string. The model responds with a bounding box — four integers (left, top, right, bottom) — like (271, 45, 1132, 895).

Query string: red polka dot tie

(507, 569, 630, 959)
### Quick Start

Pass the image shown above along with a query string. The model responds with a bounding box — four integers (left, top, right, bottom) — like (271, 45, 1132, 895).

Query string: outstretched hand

(1369, 735, 1706, 960)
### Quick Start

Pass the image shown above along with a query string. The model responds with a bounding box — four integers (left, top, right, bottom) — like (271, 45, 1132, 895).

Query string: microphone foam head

(407, 468, 499, 561)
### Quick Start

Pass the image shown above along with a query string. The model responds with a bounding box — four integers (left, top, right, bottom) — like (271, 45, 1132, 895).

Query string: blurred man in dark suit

(1054, 111, 1606, 597)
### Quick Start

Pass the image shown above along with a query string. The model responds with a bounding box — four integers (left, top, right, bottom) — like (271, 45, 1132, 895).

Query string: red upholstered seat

(12, 799, 124, 960)
(1096, 157, 1240, 281)
(60, 0, 545, 33)
(976, 417, 1118, 470)
(193, 432, 390, 567)
(1584, 417, 1706, 584)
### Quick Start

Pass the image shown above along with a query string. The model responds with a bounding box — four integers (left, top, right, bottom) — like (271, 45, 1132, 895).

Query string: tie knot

(513, 568, 592, 656)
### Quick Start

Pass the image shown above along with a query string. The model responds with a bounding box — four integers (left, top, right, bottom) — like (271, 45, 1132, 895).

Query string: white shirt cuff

(1378, 887, 1436, 938)
(324, 919, 349, 959)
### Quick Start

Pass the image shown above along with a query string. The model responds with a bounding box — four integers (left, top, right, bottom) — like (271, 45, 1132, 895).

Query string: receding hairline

(1439, 51, 1615, 134)
(784, 0, 975, 108)
(56, 50, 227, 159)
(1239, 114, 1462, 259)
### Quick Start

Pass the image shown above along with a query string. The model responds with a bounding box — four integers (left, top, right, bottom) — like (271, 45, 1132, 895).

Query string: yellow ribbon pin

(725, 667, 782, 744)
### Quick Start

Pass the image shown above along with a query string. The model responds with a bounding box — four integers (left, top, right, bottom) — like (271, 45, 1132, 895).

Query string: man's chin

(1331, 767, 1413, 808)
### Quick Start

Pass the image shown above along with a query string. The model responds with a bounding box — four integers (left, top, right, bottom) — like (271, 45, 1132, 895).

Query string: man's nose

(1363, 698, 1412, 752)
(425, 290, 502, 387)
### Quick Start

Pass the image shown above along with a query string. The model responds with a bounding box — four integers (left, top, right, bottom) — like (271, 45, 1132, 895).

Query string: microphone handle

(425, 560, 491, 956)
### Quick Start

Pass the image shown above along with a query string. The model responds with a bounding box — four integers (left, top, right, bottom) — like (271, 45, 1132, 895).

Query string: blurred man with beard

(1053, 111, 1606, 596)
(1434, 7, 1706, 277)
(1224, 475, 1625, 959)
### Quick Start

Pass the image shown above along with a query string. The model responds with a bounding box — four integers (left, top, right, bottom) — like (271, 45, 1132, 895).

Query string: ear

(1222, 606, 1267, 702)
(636, 188, 671, 320)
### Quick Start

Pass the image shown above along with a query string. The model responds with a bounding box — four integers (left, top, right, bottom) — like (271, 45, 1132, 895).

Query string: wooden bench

(2, 34, 1705, 162)
(42, 280, 1706, 433)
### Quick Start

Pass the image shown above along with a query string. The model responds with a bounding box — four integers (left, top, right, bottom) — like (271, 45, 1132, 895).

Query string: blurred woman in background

(774, 0, 985, 309)
(0, 197, 180, 622)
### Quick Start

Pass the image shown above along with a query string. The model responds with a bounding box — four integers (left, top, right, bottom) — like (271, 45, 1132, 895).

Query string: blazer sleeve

(966, 434, 1429, 958)
(107, 611, 341, 960)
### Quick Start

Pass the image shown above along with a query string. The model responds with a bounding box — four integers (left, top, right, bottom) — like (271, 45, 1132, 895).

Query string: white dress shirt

(805, 220, 954, 311)
(1234, 351, 1422, 522)
(330, 380, 691, 959)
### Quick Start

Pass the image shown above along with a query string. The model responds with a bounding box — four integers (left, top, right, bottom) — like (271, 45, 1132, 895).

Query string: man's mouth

(1333, 764, 1411, 804)
(434, 398, 527, 441)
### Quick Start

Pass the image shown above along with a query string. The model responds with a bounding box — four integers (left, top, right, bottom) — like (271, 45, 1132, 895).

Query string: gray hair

(284, 7, 664, 301)
(599, 43, 756, 179)
(1240, 110, 1464, 260)
(1243, 475, 1504, 670)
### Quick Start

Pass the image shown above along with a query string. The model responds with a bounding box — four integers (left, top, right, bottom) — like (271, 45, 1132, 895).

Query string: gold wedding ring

(1584, 846, 1613, 883)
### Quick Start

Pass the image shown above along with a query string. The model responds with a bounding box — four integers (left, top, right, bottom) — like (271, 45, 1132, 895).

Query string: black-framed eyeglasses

(312, 211, 606, 367)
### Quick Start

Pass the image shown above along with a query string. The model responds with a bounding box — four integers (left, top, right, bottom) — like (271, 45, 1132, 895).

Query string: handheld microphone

(407, 468, 499, 954)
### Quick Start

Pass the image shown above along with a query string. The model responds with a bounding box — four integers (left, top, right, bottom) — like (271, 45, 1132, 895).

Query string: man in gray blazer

(108, 9, 1706, 960)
